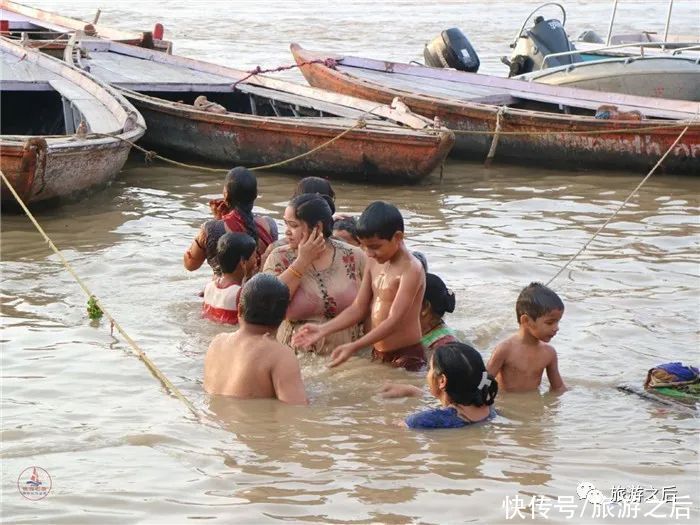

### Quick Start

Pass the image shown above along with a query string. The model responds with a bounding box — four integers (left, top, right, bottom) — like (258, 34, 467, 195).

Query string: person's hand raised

(296, 226, 326, 268)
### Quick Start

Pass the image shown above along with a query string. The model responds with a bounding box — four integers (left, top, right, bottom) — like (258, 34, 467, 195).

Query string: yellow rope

(88, 104, 382, 175)
(546, 119, 694, 286)
(0, 170, 201, 420)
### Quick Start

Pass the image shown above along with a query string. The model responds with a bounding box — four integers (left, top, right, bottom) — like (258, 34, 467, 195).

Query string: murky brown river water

(2, 1, 699, 523)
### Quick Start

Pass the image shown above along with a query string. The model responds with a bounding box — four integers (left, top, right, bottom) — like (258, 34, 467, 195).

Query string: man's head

(356, 201, 404, 263)
(239, 274, 290, 328)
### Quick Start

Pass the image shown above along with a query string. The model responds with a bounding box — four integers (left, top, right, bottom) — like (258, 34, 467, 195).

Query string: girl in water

(420, 273, 458, 355)
(382, 342, 498, 429)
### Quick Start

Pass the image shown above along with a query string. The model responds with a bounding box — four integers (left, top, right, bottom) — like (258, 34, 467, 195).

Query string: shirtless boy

(293, 201, 426, 371)
(204, 274, 308, 404)
(487, 282, 566, 393)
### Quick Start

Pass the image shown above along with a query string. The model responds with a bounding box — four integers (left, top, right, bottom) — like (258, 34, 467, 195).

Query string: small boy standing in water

(202, 233, 257, 325)
(487, 282, 566, 393)
(293, 201, 426, 371)
(204, 274, 307, 404)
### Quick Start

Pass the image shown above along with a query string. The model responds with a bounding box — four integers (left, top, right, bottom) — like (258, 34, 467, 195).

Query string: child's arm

(272, 349, 308, 405)
(292, 263, 373, 348)
(486, 343, 507, 379)
(546, 350, 566, 393)
(329, 265, 423, 367)
(379, 382, 423, 398)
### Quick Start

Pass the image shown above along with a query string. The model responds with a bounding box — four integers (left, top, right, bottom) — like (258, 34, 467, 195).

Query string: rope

(230, 58, 338, 91)
(0, 170, 201, 420)
(484, 106, 505, 167)
(545, 118, 694, 286)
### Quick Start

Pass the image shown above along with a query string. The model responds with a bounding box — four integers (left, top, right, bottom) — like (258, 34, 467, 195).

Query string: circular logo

(17, 466, 51, 500)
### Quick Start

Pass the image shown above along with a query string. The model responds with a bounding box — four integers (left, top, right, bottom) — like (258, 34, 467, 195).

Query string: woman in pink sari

(184, 167, 276, 276)
(263, 193, 366, 355)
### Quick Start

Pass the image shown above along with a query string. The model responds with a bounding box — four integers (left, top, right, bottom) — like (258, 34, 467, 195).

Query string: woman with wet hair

(420, 273, 458, 356)
(263, 193, 366, 355)
(260, 176, 339, 268)
(184, 167, 277, 276)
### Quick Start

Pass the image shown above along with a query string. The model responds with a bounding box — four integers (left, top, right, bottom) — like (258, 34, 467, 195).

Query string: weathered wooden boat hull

(65, 38, 454, 183)
(291, 45, 700, 174)
(1, 138, 132, 203)
(127, 92, 453, 182)
(1, 36, 145, 206)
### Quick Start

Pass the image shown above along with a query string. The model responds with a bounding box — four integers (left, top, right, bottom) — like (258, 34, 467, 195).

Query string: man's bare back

(487, 334, 560, 392)
(204, 329, 307, 404)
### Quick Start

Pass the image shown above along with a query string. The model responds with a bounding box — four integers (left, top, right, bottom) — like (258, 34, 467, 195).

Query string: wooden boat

(291, 44, 700, 174)
(0, 37, 145, 205)
(517, 56, 700, 101)
(64, 37, 454, 183)
(0, 0, 171, 56)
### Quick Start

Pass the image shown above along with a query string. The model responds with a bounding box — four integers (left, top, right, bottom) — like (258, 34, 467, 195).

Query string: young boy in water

(204, 274, 308, 404)
(487, 282, 566, 393)
(293, 201, 426, 371)
(202, 232, 257, 325)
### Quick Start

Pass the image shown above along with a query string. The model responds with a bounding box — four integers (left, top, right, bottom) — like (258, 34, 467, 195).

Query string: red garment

(372, 343, 426, 372)
(202, 279, 241, 325)
(222, 210, 274, 253)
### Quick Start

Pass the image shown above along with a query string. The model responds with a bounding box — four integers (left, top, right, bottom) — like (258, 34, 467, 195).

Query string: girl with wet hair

(183, 167, 277, 276)
(263, 193, 366, 355)
(420, 273, 458, 355)
(381, 342, 498, 429)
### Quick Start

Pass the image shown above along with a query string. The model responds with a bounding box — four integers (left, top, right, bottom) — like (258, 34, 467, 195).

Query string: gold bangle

(288, 265, 303, 279)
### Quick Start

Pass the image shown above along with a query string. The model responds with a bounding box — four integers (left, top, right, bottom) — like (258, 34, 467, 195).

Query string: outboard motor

(424, 28, 480, 73)
(506, 10, 582, 77)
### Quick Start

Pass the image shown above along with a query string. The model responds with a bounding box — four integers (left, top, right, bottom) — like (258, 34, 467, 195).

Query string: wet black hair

(433, 342, 497, 407)
(217, 232, 257, 274)
(356, 201, 404, 240)
(413, 251, 428, 273)
(294, 177, 336, 214)
(424, 273, 456, 317)
(224, 166, 258, 242)
(333, 216, 358, 242)
(289, 193, 334, 239)
(515, 282, 565, 323)
(239, 273, 290, 327)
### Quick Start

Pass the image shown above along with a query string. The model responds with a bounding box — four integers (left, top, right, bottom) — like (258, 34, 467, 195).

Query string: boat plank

(49, 79, 121, 133)
(340, 63, 692, 118)
(89, 51, 233, 85)
(340, 65, 509, 101)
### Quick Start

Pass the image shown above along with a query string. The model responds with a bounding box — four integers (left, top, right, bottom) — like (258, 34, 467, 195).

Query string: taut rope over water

(546, 118, 695, 286)
(1, 170, 201, 420)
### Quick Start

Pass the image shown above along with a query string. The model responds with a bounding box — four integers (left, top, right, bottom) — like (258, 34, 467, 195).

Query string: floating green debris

(87, 296, 103, 320)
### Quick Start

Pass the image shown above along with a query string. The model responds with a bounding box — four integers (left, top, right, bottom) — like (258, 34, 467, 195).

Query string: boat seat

(49, 79, 120, 134)
(235, 83, 372, 120)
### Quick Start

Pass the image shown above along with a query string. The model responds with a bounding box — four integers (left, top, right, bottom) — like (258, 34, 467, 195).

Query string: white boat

(503, 1, 699, 100)
(516, 55, 700, 101)
(0, 36, 145, 205)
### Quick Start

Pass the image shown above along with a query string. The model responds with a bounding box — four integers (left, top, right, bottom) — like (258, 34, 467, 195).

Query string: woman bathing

(263, 193, 366, 354)
(184, 167, 276, 276)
